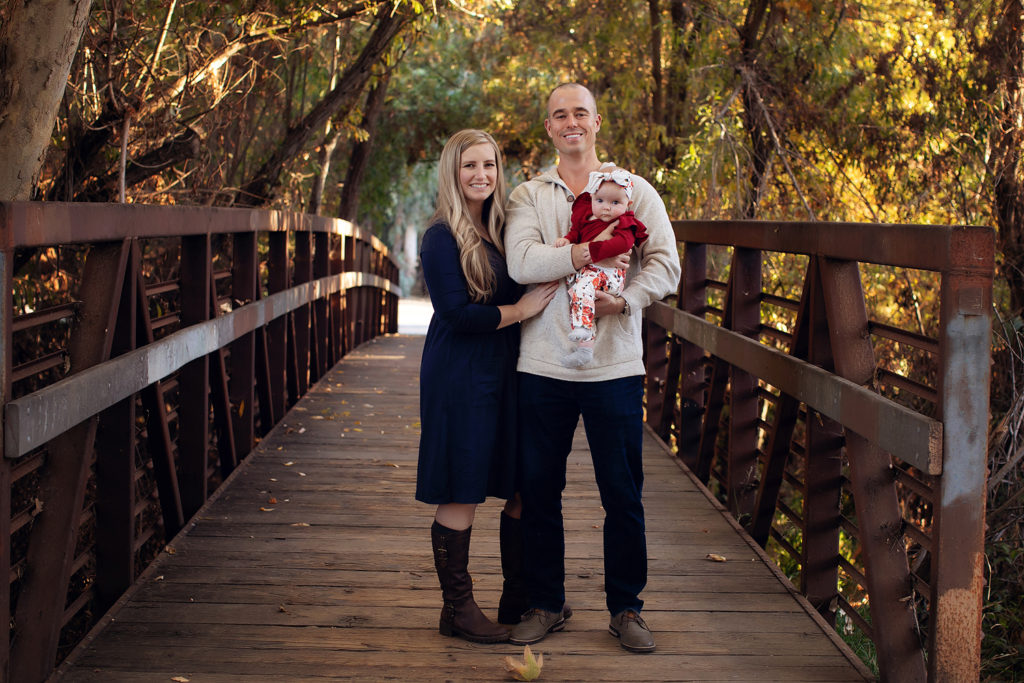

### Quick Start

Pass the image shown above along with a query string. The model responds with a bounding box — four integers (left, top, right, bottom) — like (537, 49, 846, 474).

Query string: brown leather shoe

(431, 522, 509, 643)
(509, 606, 572, 645)
(609, 609, 655, 652)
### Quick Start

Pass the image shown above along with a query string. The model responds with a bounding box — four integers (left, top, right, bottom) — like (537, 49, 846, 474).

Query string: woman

(416, 130, 557, 643)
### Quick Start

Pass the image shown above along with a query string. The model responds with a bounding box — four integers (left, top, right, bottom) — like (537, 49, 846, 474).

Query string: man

(504, 83, 681, 652)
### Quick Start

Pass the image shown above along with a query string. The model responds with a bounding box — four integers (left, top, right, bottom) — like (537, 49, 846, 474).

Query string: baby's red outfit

(564, 193, 649, 260)
(561, 194, 650, 362)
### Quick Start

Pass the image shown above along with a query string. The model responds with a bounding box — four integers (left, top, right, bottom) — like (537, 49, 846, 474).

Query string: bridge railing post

(293, 231, 312, 397)
(230, 232, 258, 456)
(179, 233, 212, 519)
(313, 231, 330, 380)
(929, 228, 993, 682)
(0, 241, 11, 683)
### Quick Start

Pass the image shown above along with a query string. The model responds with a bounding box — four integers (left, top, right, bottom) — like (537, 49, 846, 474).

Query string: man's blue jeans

(517, 372, 647, 616)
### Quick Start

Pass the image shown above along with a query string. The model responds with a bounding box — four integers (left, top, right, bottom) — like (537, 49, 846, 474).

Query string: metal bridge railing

(0, 202, 401, 683)
(642, 220, 993, 682)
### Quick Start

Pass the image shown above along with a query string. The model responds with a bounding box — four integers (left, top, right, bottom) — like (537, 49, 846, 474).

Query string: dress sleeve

(420, 224, 502, 333)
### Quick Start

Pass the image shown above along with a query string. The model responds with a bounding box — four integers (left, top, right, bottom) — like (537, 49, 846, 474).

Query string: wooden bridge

(50, 333, 873, 682)
(0, 203, 994, 682)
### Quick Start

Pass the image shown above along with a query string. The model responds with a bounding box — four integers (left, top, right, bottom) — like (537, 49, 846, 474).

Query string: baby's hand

(553, 237, 570, 248)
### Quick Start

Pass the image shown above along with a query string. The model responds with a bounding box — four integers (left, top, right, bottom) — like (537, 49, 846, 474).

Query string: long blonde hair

(433, 129, 507, 303)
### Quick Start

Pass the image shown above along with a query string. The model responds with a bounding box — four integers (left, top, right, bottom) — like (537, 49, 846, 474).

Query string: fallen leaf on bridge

(503, 645, 543, 681)
(171, 677, 190, 682)
(706, 553, 727, 562)
(259, 507, 275, 512)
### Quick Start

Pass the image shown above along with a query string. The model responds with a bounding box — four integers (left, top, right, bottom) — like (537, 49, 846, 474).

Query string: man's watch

(619, 296, 631, 317)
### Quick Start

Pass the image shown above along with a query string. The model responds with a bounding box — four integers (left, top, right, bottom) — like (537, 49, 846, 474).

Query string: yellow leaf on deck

(171, 677, 190, 682)
(503, 644, 544, 681)
(706, 553, 727, 562)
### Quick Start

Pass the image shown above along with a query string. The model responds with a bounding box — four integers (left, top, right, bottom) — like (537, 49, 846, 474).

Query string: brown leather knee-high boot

(498, 511, 529, 624)
(431, 521, 509, 643)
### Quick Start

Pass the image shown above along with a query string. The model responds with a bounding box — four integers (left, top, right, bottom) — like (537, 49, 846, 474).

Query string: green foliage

(983, 541, 1024, 681)
(837, 604, 879, 677)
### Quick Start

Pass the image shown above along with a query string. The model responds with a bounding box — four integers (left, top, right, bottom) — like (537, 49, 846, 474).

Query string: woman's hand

(515, 281, 559, 321)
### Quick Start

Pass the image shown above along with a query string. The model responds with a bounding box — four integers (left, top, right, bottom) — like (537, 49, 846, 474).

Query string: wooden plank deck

(54, 333, 874, 682)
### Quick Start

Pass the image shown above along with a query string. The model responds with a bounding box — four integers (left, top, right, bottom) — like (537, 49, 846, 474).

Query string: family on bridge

(415, 83, 682, 653)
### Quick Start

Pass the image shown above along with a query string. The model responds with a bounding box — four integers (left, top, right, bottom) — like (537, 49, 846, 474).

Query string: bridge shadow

(53, 334, 872, 682)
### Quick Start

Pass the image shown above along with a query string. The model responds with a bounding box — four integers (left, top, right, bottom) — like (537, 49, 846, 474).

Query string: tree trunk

(649, 0, 664, 130)
(665, 0, 697, 142)
(989, 0, 1024, 314)
(651, 0, 698, 168)
(338, 73, 391, 221)
(0, 0, 93, 200)
(234, 3, 413, 207)
(309, 127, 342, 216)
(309, 26, 342, 216)
(737, 0, 775, 218)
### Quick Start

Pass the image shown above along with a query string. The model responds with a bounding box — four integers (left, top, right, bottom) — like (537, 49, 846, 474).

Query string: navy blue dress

(415, 221, 522, 504)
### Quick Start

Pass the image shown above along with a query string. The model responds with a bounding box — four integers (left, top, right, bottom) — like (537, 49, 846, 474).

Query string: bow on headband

(584, 167, 634, 200)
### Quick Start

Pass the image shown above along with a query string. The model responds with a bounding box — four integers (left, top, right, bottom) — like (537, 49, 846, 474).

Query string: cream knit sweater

(505, 167, 682, 382)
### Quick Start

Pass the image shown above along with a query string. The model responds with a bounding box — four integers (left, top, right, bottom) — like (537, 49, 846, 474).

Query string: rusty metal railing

(643, 220, 993, 682)
(0, 202, 401, 683)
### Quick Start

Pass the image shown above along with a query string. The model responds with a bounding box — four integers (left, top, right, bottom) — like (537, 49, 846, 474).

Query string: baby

(554, 167, 648, 367)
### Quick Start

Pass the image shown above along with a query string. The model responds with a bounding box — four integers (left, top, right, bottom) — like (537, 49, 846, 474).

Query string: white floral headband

(584, 167, 634, 200)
